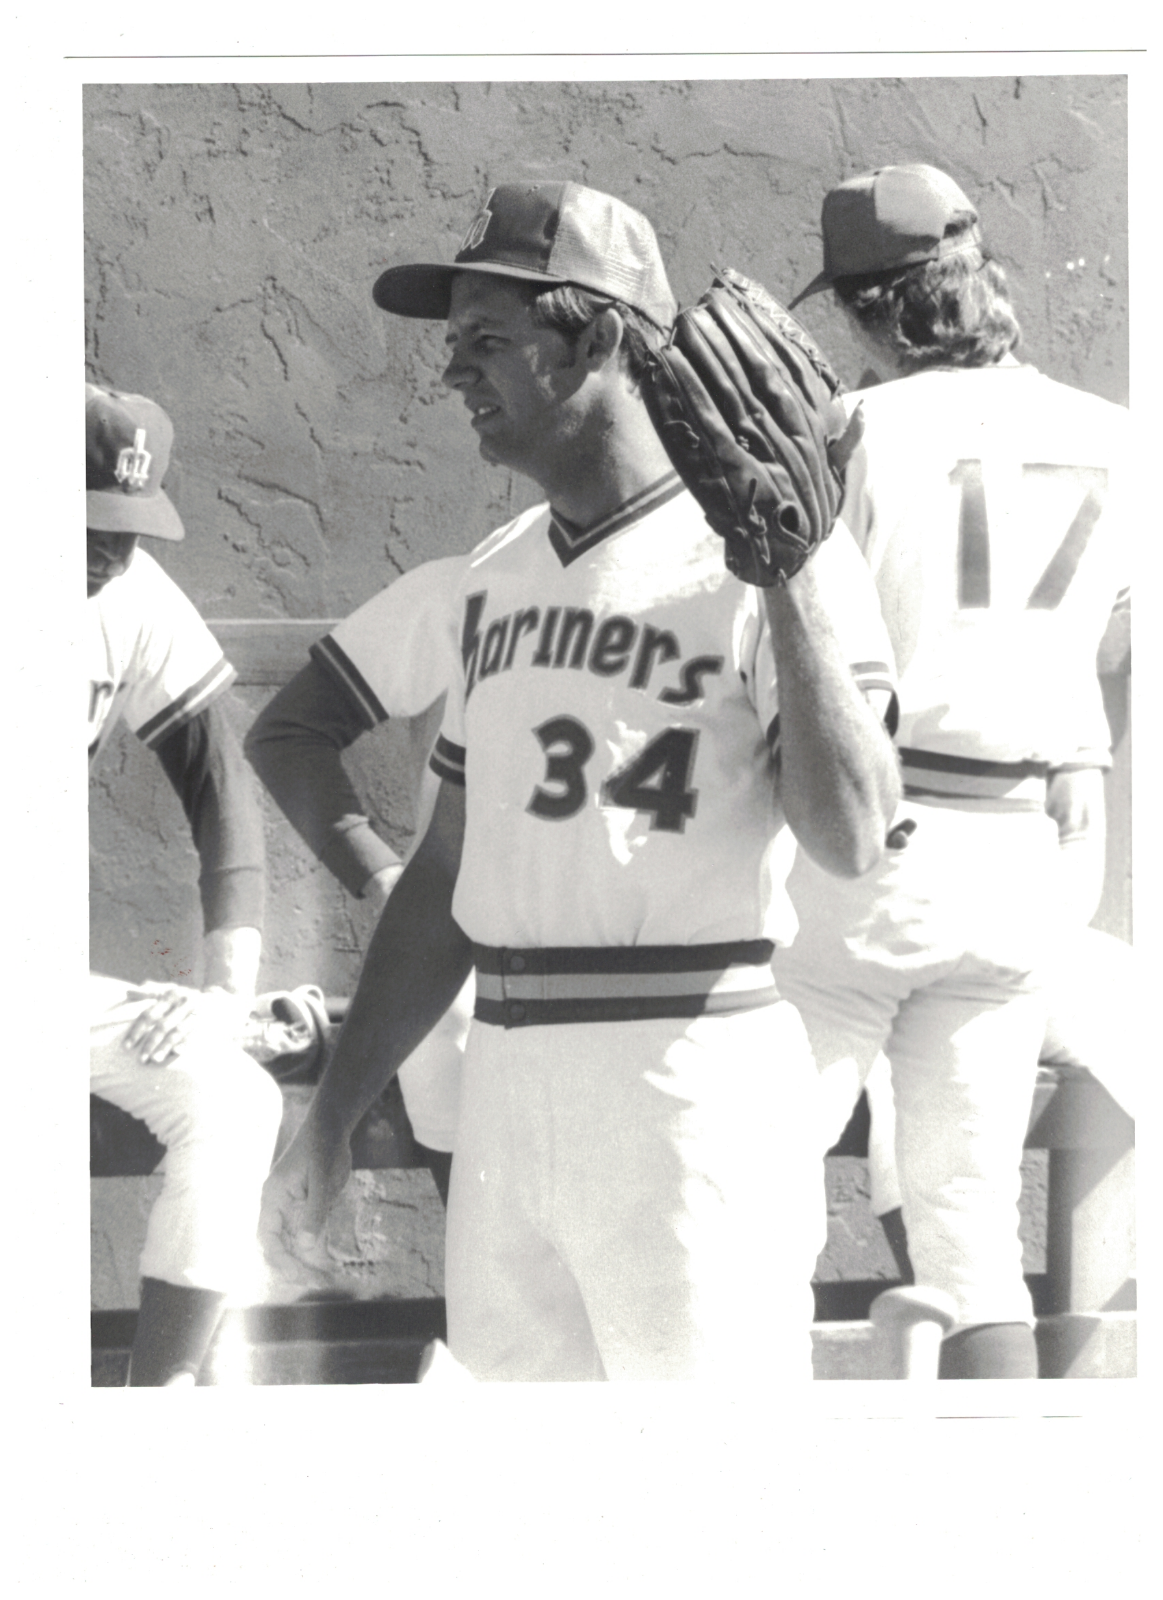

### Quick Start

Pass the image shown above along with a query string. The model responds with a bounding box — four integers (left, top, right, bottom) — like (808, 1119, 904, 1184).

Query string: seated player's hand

(122, 982, 249, 1065)
(258, 1118, 352, 1289)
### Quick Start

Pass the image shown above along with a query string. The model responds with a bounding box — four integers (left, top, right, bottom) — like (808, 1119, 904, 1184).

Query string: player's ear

(579, 307, 624, 372)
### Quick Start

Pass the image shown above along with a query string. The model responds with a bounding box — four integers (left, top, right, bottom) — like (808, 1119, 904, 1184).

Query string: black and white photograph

(82, 72, 1134, 1389)
(12, 32, 1151, 1593)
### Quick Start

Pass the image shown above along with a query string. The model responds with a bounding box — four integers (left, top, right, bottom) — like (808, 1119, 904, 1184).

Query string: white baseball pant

(775, 802, 1065, 1330)
(90, 974, 284, 1295)
(444, 1000, 827, 1381)
(865, 924, 1137, 1216)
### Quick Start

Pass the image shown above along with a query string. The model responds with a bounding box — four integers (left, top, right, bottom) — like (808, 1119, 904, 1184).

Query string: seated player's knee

(215, 1050, 285, 1148)
(164, 1048, 284, 1156)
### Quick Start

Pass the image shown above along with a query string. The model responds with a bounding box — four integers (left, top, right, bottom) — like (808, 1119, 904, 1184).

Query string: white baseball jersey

(840, 360, 1131, 804)
(431, 475, 895, 953)
(314, 554, 466, 841)
(88, 547, 235, 762)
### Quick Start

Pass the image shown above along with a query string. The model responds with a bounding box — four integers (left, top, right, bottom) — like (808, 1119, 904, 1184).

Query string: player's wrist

(202, 925, 262, 998)
(364, 861, 405, 908)
(303, 1091, 361, 1148)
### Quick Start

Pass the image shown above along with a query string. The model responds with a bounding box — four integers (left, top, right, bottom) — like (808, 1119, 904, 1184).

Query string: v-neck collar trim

(546, 471, 685, 568)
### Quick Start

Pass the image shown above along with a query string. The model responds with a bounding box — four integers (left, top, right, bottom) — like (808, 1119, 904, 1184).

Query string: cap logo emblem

(460, 207, 492, 253)
(114, 428, 152, 491)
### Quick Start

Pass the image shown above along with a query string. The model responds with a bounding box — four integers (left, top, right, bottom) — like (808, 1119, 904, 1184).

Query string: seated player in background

(88, 382, 283, 1385)
(245, 556, 472, 1210)
(775, 164, 1132, 1378)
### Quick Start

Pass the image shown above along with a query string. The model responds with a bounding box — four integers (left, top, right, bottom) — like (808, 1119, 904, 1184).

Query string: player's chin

(474, 434, 505, 468)
(87, 573, 111, 598)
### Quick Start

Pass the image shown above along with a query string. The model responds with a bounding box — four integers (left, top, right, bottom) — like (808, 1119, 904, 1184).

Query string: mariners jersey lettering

(88, 548, 235, 761)
(433, 479, 895, 950)
(841, 362, 1130, 778)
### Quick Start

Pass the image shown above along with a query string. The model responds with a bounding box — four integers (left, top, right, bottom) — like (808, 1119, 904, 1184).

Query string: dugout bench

(91, 618, 1135, 1382)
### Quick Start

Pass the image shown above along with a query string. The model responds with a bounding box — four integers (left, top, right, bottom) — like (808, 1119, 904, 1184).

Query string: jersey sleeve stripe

(429, 734, 467, 787)
(137, 659, 236, 748)
(848, 661, 898, 733)
(310, 636, 389, 730)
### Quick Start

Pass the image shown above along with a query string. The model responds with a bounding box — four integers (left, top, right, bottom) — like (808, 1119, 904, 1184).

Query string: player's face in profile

(87, 529, 139, 598)
(442, 274, 586, 478)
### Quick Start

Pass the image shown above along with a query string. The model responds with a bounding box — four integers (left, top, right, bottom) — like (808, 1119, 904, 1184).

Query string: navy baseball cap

(372, 182, 678, 331)
(789, 164, 982, 308)
(86, 382, 185, 540)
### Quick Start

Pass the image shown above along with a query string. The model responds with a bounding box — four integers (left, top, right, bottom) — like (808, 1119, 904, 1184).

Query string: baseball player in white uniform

(258, 181, 901, 1381)
(88, 383, 283, 1384)
(776, 165, 1132, 1377)
(245, 556, 471, 1203)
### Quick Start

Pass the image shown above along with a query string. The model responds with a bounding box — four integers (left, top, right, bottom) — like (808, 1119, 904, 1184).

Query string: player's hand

(258, 1114, 352, 1288)
(363, 862, 406, 914)
(122, 982, 249, 1065)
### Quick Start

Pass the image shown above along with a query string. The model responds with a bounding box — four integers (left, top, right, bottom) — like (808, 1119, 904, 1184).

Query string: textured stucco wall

(86, 78, 1127, 1312)
(85, 75, 1128, 991)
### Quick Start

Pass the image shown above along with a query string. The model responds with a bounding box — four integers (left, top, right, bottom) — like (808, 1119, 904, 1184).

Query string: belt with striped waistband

(472, 939, 779, 1028)
(899, 747, 1051, 812)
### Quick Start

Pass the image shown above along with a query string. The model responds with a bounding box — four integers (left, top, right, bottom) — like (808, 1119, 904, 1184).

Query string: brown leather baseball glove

(642, 267, 864, 586)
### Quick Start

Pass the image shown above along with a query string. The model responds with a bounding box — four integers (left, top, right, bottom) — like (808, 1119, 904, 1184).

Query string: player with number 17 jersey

(774, 162, 1132, 1374)
(431, 473, 896, 955)
(843, 361, 1130, 795)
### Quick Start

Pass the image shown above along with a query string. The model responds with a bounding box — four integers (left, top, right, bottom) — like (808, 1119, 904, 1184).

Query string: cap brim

(373, 260, 575, 318)
(87, 487, 185, 541)
(786, 268, 833, 311)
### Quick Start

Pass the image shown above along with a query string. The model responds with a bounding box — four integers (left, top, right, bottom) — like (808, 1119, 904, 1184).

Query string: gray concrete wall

(85, 76, 1129, 992)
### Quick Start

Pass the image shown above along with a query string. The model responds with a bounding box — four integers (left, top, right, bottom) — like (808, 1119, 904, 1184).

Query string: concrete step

(92, 1303, 1136, 1384)
(91, 1298, 445, 1386)
(811, 1311, 1137, 1380)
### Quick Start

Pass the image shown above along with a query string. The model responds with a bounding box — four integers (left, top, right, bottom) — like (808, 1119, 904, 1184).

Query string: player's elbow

(242, 713, 274, 781)
(832, 770, 904, 878)
(787, 768, 900, 879)
(831, 828, 887, 879)
(243, 706, 303, 789)
(804, 824, 885, 880)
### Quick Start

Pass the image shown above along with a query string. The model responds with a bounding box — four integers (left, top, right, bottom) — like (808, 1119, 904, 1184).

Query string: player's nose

(89, 532, 138, 575)
(441, 347, 474, 390)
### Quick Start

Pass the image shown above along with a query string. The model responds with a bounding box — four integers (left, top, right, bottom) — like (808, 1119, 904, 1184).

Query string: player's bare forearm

(302, 782, 472, 1142)
(203, 925, 262, 999)
(765, 565, 901, 877)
